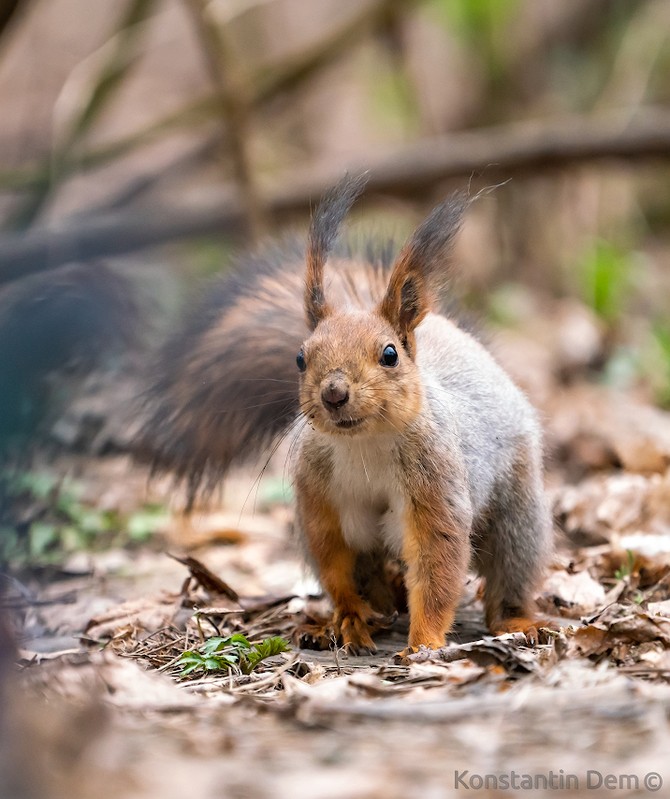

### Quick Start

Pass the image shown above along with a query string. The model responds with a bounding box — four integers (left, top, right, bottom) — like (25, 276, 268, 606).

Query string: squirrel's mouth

(334, 417, 364, 429)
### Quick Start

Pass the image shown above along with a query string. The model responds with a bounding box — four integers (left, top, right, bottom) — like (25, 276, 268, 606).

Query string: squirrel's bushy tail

(0, 263, 135, 458)
(139, 241, 309, 506)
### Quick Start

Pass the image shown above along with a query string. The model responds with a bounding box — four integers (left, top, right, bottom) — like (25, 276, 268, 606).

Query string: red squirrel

(143, 175, 552, 653)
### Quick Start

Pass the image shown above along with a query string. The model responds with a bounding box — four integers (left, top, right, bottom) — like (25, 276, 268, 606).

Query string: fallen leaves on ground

(7, 297, 670, 798)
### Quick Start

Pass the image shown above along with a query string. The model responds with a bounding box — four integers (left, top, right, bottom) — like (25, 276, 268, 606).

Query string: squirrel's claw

(492, 616, 560, 646)
(394, 645, 418, 662)
(334, 604, 379, 655)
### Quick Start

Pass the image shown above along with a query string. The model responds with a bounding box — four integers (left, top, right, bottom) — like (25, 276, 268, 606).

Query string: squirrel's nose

(321, 382, 349, 410)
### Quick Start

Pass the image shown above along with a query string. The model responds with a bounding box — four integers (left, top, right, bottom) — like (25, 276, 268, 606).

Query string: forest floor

(4, 298, 670, 799)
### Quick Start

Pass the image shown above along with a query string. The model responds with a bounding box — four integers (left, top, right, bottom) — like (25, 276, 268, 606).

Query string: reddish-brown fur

(295, 470, 379, 653)
(143, 177, 552, 652)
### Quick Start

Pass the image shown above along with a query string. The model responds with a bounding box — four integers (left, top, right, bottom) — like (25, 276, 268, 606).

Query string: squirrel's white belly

(324, 434, 406, 556)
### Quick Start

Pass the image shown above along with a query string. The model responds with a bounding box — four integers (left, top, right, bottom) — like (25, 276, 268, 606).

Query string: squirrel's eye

(380, 344, 398, 368)
(296, 349, 307, 372)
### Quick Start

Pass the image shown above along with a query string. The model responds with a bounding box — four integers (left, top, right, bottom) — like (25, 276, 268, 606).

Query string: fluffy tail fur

(139, 240, 310, 506)
(0, 263, 135, 457)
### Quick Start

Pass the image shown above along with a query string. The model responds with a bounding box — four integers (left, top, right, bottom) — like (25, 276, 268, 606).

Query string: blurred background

(2, 3, 670, 797)
(0, 0, 669, 579)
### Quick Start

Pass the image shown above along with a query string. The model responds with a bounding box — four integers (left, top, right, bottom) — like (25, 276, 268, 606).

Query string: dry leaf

(84, 594, 182, 642)
(540, 570, 606, 616)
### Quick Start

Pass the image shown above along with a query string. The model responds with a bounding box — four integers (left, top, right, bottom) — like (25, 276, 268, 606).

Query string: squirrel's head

(297, 175, 467, 437)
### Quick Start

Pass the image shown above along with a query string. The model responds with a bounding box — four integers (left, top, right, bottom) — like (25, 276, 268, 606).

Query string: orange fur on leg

(297, 480, 377, 653)
(403, 506, 469, 651)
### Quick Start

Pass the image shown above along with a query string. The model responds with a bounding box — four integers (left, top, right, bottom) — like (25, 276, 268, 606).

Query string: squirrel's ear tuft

(379, 191, 469, 345)
(305, 173, 368, 330)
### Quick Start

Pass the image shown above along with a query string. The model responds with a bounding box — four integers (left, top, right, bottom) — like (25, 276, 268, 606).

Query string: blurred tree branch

(183, 0, 267, 241)
(251, 0, 420, 102)
(0, 0, 26, 39)
(0, 0, 420, 199)
(1, 107, 670, 285)
(8, 0, 158, 228)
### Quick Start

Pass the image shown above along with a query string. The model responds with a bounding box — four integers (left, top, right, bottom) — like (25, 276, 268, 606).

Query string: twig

(0, 593, 78, 609)
(180, 653, 298, 693)
(1, 107, 670, 283)
(0, 96, 220, 193)
(230, 654, 299, 693)
(168, 552, 240, 602)
(183, 0, 267, 241)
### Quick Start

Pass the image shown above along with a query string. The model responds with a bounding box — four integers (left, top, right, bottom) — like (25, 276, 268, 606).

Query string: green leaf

(614, 549, 635, 580)
(11, 471, 57, 500)
(178, 635, 289, 678)
(227, 633, 251, 649)
(201, 637, 228, 655)
(55, 490, 82, 520)
(577, 239, 634, 324)
(29, 522, 59, 558)
(178, 652, 203, 664)
(59, 524, 88, 552)
(78, 510, 108, 536)
(240, 636, 290, 675)
(432, 0, 521, 41)
(177, 650, 207, 677)
(0, 526, 24, 565)
(127, 505, 169, 542)
(180, 662, 203, 676)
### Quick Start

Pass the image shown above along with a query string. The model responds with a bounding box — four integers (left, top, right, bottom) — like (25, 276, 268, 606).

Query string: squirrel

(142, 174, 553, 654)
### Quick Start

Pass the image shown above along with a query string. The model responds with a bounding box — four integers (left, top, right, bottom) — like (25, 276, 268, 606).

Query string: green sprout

(648, 321, 670, 408)
(577, 239, 634, 325)
(614, 549, 636, 581)
(0, 470, 169, 566)
(177, 634, 290, 677)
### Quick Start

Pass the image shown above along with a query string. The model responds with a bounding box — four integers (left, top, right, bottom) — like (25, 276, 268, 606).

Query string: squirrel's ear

(379, 192, 468, 347)
(305, 173, 368, 330)
(378, 266, 429, 352)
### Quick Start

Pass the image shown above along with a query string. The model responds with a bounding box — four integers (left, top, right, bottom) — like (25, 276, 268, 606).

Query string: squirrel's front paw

(333, 604, 378, 655)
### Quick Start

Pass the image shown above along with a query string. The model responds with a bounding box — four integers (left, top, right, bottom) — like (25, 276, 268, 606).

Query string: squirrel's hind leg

(475, 447, 554, 643)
